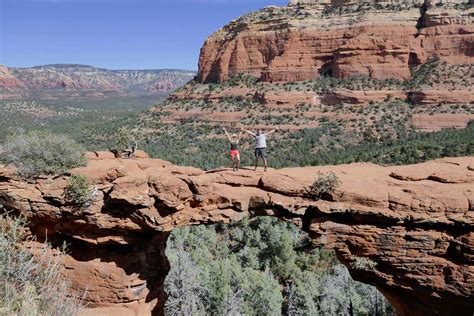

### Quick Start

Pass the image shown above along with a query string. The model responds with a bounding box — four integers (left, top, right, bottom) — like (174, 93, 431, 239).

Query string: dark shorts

(255, 148, 267, 159)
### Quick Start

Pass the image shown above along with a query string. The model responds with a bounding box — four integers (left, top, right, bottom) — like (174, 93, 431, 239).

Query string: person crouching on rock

(223, 127, 241, 171)
(241, 126, 279, 172)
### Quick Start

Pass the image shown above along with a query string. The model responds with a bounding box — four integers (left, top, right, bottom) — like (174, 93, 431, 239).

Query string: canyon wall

(288, 0, 469, 5)
(0, 154, 473, 315)
(198, 0, 473, 83)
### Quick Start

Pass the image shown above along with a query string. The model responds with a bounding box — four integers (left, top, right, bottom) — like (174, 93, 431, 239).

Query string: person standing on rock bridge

(241, 126, 279, 172)
(223, 127, 242, 172)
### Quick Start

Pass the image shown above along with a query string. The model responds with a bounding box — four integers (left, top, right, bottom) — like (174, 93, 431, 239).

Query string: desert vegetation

(306, 171, 341, 201)
(321, 1, 418, 16)
(164, 217, 395, 315)
(179, 59, 472, 94)
(0, 211, 83, 315)
(232, 1, 425, 26)
(0, 95, 166, 143)
(64, 174, 91, 208)
(0, 131, 86, 178)
(111, 119, 472, 170)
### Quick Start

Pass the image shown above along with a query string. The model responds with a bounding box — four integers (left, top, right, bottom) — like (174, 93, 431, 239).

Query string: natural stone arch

(0, 153, 472, 315)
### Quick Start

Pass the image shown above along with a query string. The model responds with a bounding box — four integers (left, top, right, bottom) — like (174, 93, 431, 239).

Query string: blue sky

(1, 0, 287, 70)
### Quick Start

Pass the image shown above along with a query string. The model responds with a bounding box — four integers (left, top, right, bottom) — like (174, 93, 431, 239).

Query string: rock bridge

(0, 153, 473, 315)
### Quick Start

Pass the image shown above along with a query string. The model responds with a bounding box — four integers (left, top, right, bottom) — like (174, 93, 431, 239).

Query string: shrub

(351, 256, 378, 271)
(306, 171, 341, 200)
(110, 127, 144, 156)
(0, 211, 83, 315)
(0, 131, 86, 178)
(64, 174, 91, 207)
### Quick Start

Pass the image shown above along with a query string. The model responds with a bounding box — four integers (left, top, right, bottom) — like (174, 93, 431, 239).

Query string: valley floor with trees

(165, 217, 395, 316)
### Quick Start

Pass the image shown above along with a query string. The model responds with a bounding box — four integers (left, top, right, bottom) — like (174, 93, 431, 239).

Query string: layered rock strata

(0, 154, 473, 315)
(198, 0, 473, 83)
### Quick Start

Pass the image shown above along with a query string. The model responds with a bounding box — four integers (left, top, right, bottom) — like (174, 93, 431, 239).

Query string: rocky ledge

(0, 153, 473, 315)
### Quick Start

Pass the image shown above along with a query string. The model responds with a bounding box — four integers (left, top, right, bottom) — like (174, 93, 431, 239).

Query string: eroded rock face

(288, 0, 467, 6)
(198, 0, 473, 83)
(0, 154, 473, 315)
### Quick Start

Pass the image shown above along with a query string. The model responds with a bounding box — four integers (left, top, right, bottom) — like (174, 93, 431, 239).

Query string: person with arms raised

(223, 127, 242, 172)
(241, 126, 279, 172)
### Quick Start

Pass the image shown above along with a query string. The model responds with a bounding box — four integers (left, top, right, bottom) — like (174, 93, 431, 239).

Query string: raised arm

(266, 126, 280, 135)
(223, 127, 232, 142)
(240, 127, 256, 137)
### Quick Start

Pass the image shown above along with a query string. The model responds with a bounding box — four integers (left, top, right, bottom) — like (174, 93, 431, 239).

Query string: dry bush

(0, 211, 84, 315)
(306, 171, 341, 201)
(351, 256, 378, 271)
(0, 131, 86, 179)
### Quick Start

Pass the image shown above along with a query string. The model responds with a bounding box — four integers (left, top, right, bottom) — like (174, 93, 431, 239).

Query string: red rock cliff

(0, 154, 473, 315)
(198, 0, 473, 83)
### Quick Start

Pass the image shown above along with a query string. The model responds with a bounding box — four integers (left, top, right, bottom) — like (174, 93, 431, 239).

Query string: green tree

(164, 218, 396, 315)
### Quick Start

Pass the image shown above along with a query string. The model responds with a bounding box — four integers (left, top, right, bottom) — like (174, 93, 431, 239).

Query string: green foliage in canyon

(164, 217, 395, 316)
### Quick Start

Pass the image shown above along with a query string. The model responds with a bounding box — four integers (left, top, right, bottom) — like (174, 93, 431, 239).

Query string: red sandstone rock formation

(198, 1, 473, 83)
(0, 154, 473, 315)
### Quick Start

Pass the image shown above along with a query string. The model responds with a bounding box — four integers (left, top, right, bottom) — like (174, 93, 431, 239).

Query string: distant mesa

(0, 64, 197, 100)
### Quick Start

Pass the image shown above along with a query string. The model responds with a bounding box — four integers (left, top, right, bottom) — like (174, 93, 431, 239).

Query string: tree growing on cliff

(0, 131, 86, 178)
(0, 211, 83, 315)
(64, 174, 92, 208)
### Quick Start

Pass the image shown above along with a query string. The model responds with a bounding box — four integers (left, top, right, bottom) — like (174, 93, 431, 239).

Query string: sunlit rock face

(198, 0, 473, 83)
(1, 154, 473, 315)
(288, 0, 469, 5)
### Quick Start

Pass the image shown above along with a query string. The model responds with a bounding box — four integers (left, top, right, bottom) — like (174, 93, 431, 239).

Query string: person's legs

(235, 153, 241, 170)
(230, 151, 237, 170)
(234, 153, 240, 171)
(261, 149, 268, 171)
(254, 149, 259, 170)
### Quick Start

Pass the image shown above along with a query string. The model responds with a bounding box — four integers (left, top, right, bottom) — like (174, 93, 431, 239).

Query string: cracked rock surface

(0, 154, 473, 315)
